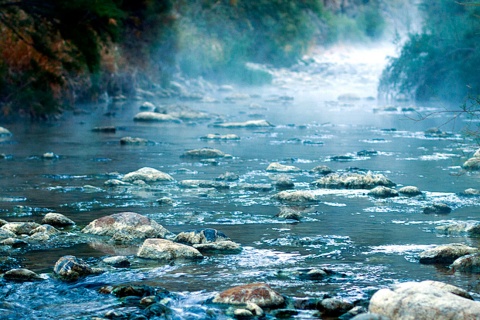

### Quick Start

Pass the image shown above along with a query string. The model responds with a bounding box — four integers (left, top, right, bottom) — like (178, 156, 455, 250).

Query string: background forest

(1, 0, 475, 119)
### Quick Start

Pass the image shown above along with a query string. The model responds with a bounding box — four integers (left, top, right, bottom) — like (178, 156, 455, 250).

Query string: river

(1, 43, 480, 319)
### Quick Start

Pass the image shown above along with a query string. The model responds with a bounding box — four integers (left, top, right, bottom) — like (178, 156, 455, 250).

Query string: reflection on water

(1, 45, 480, 318)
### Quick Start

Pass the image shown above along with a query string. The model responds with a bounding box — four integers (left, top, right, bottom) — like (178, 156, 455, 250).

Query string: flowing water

(1, 44, 480, 319)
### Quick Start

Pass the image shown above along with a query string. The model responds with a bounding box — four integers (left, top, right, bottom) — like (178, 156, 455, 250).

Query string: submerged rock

(133, 111, 179, 122)
(419, 243, 478, 264)
(423, 203, 451, 214)
(180, 148, 229, 159)
(312, 172, 395, 189)
(273, 190, 317, 203)
(82, 212, 171, 240)
(179, 180, 229, 189)
(137, 239, 203, 261)
(42, 212, 75, 227)
(3, 268, 43, 282)
(122, 167, 174, 183)
(368, 186, 398, 198)
(266, 162, 301, 173)
(368, 281, 480, 319)
(200, 133, 240, 141)
(212, 120, 274, 128)
(213, 283, 285, 308)
(54, 255, 100, 282)
(92, 126, 116, 133)
(120, 137, 153, 145)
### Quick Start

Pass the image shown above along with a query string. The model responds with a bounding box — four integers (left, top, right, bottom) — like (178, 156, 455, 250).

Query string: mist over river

(1, 44, 480, 319)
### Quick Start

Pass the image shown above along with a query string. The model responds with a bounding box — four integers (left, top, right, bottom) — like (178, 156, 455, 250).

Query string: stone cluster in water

(2, 92, 480, 319)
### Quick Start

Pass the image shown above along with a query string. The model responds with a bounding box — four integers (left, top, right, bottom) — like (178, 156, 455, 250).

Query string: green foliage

(379, 0, 480, 101)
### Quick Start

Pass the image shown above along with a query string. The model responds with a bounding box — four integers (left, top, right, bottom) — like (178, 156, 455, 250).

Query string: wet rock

(137, 239, 203, 261)
(133, 111, 179, 122)
(0, 126, 12, 136)
(54, 255, 99, 281)
(212, 120, 274, 128)
(29, 224, 60, 241)
(120, 137, 153, 145)
(140, 101, 156, 110)
(0, 228, 16, 240)
(174, 228, 230, 245)
(1, 237, 28, 247)
(273, 176, 295, 190)
(156, 197, 174, 205)
(339, 306, 368, 319)
(193, 241, 242, 254)
(233, 308, 254, 318)
(462, 157, 480, 171)
(213, 283, 285, 308)
(266, 162, 301, 173)
(179, 180, 230, 189)
(239, 183, 273, 192)
(368, 186, 398, 198)
(368, 281, 480, 319)
(450, 253, 480, 273)
(273, 190, 317, 203)
(350, 314, 391, 320)
(180, 148, 229, 159)
(103, 256, 131, 268)
(357, 150, 378, 157)
(436, 221, 480, 236)
(110, 285, 156, 298)
(1, 222, 41, 235)
(0, 219, 7, 227)
(42, 152, 58, 159)
(398, 186, 422, 196)
(104, 179, 131, 187)
(419, 243, 478, 264)
(216, 172, 239, 181)
(92, 126, 116, 133)
(122, 167, 174, 183)
(310, 165, 333, 175)
(42, 212, 75, 227)
(276, 207, 302, 221)
(82, 212, 171, 240)
(200, 133, 240, 141)
(319, 298, 354, 316)
(313, 172, 395, 189)
(462, 188, 480, 196)
(330, 155, 355, 161)
(423, 203, 451, 214)
(424, 127, 452, 138)
(3, 268, 43, 282)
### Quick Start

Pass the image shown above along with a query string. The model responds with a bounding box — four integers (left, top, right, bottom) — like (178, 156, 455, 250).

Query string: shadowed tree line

(0, 0, 387, 119)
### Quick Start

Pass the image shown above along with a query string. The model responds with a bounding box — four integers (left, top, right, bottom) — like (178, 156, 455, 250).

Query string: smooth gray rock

(463, 157, 480, 171)
(180, 148, 229, 159)
(212, 120, 274, 128)
(42, 213, 75, 227)
(266, 162, 301, 173)
(137, 239, 203, 261)
(174, 228, 230, 245)
(368, 281, 480, 319)
(310, 165, 333, 175)
(193, 241, 242, 254)
(133, 112, 179, 122)
(1, 222, 41, 235)
(368, 186, 398, 198)
(200, 133, 240, 141)
(419, 243, 478, 264)
(3, 268, 43, 282)
(436, 221, 480, 237)
(122, 167, 174, 183)
(82, 212, 171, 240)
(450, 253, 480, 273)
(213, 283, 285, 308)
(398, 186, 422, 196)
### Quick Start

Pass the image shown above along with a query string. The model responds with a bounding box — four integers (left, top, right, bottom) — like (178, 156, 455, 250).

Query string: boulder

(3, 268, 43, 282)
(313, 172, 395, 189)
(318, 298, 353, 316)
(310, 165, 333, 175)
(133, 112, 179, 122)
(212, 120, 274, 128)
(436, 221, 480, 237)
(398, 186, 422, 196)
(82, 212, 171, 240)
(419, 243, 478, 264)
(180, 148, 229, 159)
(274, 176, 295, 190)
(368, 281, 480, 319)
(276, 207, 302, 221)
(423, 203, 451, 214)
(122, 167, 174, 183)
(137, 239, 203, 261)
(450, 253, 480, 273)
(1, 222, 41, 235)
(266, 162, 301, 173)
(103, 256, 131, 268)
(273, 190, 317, 203)
(368, 186, 398, 198)
(42, 212, 75, 227)
(193, 241, 242, 254)
(213, 283, 285, 308)
(54, 255, 99, 281)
